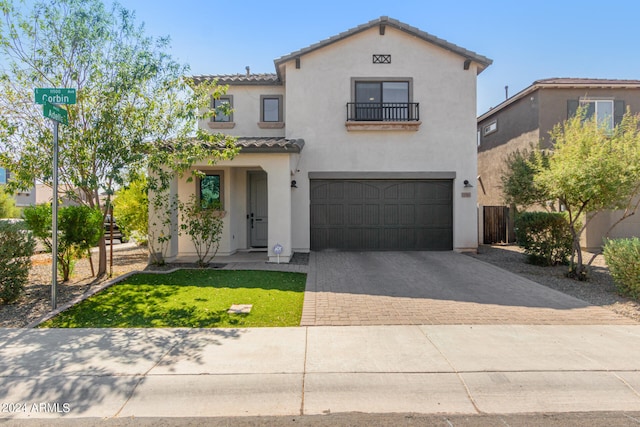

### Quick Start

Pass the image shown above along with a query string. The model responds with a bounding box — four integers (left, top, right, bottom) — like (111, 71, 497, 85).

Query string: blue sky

(83, 1, 640, 114)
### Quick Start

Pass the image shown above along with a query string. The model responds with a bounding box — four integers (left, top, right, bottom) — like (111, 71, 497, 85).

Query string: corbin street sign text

(34, 88, 76, 105)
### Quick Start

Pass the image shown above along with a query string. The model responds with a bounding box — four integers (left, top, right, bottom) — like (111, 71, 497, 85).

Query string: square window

(211, 96, 232, 122)
(261, 95, 282, 122)
(580, 99, 614, 130)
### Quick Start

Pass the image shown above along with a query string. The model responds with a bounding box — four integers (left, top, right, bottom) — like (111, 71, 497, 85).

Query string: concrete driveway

(301, 251, 635, 326)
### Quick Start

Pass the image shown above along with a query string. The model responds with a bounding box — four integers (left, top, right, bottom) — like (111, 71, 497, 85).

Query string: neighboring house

(152, 16, 492, 263)
(0, 167, 83, 209)
(477, 78, 640, 248)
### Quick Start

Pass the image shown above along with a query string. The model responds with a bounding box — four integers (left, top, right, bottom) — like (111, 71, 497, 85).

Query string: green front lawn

(39, 270, 307, 328)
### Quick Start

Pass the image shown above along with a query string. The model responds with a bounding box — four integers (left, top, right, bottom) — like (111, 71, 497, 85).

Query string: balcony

(345, 102, 421, 131)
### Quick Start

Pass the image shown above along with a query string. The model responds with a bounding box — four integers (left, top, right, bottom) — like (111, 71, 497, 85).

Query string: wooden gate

(483, 206, 514, 244)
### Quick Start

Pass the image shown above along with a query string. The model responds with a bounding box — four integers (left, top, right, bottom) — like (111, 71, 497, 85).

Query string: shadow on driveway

(303, 252, 635, 325)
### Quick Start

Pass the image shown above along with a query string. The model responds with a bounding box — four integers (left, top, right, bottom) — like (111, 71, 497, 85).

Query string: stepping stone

(228, 304, 252, 314)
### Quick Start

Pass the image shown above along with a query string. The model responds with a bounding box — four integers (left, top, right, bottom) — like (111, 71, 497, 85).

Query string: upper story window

(483, 120, 497, 136)
(208, 95, 235, 129)
(210, 96, 233, 122)
(258, 95, 284, 129)
(580, 99, 614, 130)
(347, 79, 419, 122)
(568, 99, 624, 132)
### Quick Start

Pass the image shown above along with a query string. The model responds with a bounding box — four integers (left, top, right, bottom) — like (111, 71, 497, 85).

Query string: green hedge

(515, 212, 574, 266)
(603, 238, 640, 300)
(0, 221, 35, 303)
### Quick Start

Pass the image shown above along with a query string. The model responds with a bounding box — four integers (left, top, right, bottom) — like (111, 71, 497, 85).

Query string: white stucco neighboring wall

(283, 26, 480, 252)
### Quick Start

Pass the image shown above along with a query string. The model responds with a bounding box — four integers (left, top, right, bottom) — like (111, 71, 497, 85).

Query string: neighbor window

(210, 96, 233, 122)
(260, 95, 283, 122)
(0, 168, 5, 185)
(348, 79, 418, 121)
(580, 99, 614, 130)
(199, 173, 223, 209)
(483, 120, 497, 136)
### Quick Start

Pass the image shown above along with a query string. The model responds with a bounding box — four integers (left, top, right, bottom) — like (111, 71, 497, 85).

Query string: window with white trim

(483, 120, 497, 136)
(580, 99, 614, 130)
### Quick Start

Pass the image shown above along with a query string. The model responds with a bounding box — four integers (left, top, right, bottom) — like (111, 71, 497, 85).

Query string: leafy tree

(23, 204, 102, 281)
(0, 189, 19, 218)
(501, 147, 550, 211)
(533, 108, 640, 279)
(112, 172, 148, 241)
(0, 0, 238, 276)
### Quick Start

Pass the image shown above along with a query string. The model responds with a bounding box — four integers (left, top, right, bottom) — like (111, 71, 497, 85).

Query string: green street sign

(35, 88, 76, 105)
(43, 103, 68, 125)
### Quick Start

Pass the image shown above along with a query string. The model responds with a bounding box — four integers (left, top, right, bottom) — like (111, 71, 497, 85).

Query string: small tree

(23, 204, 102, 281)
(113, 173, 148, 242)
(0, 221, 35, 303)
(501, 147, 550, 212)
(179, 195, 225, 267)
(533, 108, 640, 279)
(0, 190, 19, 218)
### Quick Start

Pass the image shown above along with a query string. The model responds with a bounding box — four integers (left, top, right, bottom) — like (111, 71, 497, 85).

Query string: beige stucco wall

(199, 85, 285, 138)
(172, 153, 293, 263)
(282, 26, 481, 251)
(477, 129, 540, 207)
(582, 194, 640, 250)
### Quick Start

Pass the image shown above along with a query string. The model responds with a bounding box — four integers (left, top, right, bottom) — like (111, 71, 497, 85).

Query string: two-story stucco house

(477, 78, 640, 248)
(153, 16, 492, 263)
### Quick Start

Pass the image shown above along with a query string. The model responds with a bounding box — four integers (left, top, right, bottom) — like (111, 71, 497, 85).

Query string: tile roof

(232, 137, 304, 153)
(192, 74, 281, 86)
(274, 16, 492, 75)
(478, 78, 640, 121)
(534, 78, 640, 86)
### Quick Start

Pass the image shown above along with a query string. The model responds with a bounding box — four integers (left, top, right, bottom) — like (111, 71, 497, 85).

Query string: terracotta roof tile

(229, 137, 304, 153)
(192, 74, 281, 86)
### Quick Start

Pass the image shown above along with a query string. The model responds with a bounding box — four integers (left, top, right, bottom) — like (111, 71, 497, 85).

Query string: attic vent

(373, 54, 391, 64)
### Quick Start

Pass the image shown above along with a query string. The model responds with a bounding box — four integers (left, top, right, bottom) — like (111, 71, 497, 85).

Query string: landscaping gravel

(0, 243, 149, 328)
(1, 244, 638, 328)
(467, 245, 640, 323)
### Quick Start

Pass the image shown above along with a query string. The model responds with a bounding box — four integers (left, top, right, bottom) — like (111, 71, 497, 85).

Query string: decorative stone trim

(345, 121, 421, 131)
(258, 121, 285, 129)
(208, 122, 236, 129)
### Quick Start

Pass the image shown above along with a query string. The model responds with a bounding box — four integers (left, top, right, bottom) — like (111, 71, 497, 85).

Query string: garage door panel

(310, 179, 453, 251)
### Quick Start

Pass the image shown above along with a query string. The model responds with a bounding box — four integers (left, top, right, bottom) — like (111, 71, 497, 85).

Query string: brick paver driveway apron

(300, 252, 635, 326)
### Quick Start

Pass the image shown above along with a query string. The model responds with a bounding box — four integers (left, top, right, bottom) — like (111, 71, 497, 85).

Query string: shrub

(603, 238, 640, 299)
(179, 195, 225, 267)
(0, 220, 35, 303)
(515, 211, 573, 266)
(23, 204, 103, 281)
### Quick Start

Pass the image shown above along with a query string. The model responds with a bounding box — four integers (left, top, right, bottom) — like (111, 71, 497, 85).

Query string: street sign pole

(51, 120, 59, 310)
(34, 87, 75, 311)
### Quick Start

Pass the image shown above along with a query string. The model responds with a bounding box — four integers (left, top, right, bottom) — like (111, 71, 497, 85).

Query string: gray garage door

(310, 179, 453, 251)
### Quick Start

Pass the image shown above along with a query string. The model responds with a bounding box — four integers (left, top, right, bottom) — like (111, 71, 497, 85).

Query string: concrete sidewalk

(1, 325, 640, 420)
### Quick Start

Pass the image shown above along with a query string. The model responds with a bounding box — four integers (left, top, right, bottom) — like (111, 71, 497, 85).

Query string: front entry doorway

(248, 171, 268, 247)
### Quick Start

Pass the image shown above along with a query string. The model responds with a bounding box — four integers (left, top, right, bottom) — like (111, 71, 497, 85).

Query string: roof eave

(274, 16, 492, 73)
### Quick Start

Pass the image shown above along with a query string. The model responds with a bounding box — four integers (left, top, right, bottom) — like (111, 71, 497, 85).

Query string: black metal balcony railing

(346, 102, 420, 122)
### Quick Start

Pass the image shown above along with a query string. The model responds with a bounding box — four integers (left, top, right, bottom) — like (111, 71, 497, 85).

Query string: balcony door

(355, 81, 409, 120)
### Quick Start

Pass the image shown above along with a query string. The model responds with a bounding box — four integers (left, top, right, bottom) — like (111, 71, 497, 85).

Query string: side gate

(483, 206, 514, 244)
